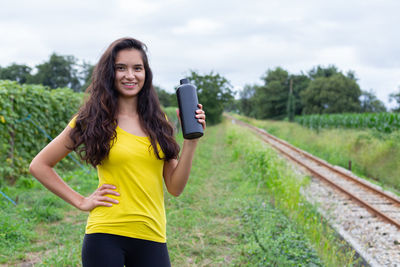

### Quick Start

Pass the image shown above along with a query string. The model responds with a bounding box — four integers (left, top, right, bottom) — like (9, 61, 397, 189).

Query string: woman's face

(114, 48, 146, 98)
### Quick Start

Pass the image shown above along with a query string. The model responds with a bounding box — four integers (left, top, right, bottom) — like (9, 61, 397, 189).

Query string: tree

(360, 90, 386, 112)
(79, 61, 95, 92)
(0, 63, 32, 83)
(289, 73, 310, 115)
(186, 71, 234, 125)
(389, 88, 400, 112)
(237, 67, 310, 120)
(287, 79, 295, 121)
(224, 99, 240, 113)
(155, 85, 177, 107)
(29, 53, 81, 91)
(308, 65, 340, 79)
(301, 73, 362, 114)
(238, 84, 257, 117)
(253, 67, 290, 119)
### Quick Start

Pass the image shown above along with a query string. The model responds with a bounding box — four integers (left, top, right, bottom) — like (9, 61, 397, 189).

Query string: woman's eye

(135, 67, 143, 71)
(116, 66, 126, 71)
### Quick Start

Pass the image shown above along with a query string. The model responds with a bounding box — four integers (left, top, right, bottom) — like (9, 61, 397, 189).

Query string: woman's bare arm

(29, 125, 119, 211)
(163, 104, 206, 197)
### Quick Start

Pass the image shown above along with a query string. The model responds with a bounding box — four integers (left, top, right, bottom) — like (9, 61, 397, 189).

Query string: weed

(0, 203, 36, 263)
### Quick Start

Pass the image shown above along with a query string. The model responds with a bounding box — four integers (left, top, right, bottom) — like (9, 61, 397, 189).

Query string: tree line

(237, 65, 392, 120)
(0, 53, 93, 92)
(158, 65, 400, 122)
(2, 54, 400, 124)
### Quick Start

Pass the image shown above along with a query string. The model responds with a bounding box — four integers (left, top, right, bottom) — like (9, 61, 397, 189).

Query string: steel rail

(250, 124, 400, 206)
(229, 116, 400, 229)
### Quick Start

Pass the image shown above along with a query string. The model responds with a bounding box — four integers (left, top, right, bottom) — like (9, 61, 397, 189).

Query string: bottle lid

(180, 78, 189, 85)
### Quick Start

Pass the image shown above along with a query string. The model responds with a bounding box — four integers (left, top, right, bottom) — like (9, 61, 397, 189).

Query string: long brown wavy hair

(69, 37, 180, 167)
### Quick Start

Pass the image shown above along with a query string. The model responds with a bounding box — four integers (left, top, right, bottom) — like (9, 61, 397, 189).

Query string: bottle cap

(180, 78, 189, 85)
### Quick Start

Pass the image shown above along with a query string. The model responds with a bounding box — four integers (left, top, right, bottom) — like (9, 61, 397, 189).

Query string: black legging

(82, 233, 171, 267)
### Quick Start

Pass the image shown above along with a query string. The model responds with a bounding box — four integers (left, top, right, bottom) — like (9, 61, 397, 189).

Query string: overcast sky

(1, 0, 399, 109)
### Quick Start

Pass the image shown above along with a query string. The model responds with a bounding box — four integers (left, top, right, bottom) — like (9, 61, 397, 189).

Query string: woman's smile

(114, 48, 145, 98)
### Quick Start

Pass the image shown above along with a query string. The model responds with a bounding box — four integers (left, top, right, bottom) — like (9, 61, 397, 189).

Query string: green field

(295, 112, 400, 133)
(232, 113, 400, 194)
(0, 119, 361, 266)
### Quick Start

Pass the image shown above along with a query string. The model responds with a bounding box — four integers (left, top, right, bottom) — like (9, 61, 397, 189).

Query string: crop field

(295, 112, 400, 133)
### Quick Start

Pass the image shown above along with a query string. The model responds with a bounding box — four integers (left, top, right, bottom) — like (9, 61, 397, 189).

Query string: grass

(231, 113, 400, 194)
(0, 168, 96, 265)
(1, 118, 360, 266)
(221, 120, 359, 266)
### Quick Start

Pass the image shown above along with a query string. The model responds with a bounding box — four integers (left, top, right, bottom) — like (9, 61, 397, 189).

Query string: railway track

(228, 115, 400, 266)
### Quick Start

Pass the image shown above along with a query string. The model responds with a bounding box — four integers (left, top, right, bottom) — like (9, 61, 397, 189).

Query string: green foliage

(240, 68, 310, 120)
(79, 61, 95, 92)
(237, 65, 384, 120)
(300, 73, 362, 114)
(1, 53, 94, 92)
(290, 73, 310, 116)
(0, 80, 84, 183)
(360, 89, 387, 112)
(29, 53, 81, 91)
(295, 112, 400, 133)
(29, 195, 65, 222)
(0, 168, 95, 265)
(0, 63, 32, 84)
(287, 80, 295, 122)
(0, 203, 37, 259)
(186, 70, 234, 125)
(37, 240, 83, 267)
(155, 85, 177, 107)
(241, 200, 323, 266)
(255, 67, 290, 120)
(389, 88, 400, 112)
(238, 84, 257, 117)
(308, 65, 340, 79)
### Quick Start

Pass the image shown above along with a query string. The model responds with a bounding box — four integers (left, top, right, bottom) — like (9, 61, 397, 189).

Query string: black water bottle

(176, 78, 204, 139)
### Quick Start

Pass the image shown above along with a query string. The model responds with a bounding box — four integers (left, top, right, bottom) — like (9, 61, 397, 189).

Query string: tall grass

(232, 113, 400, 193)
(226, 121, 359, 266)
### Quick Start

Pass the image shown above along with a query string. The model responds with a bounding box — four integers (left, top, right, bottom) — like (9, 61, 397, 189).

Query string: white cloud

(1, 0, 400, 107)
(0, 22, 48, 67)
(117, 0, 161, 16)
(172, 18, 222, 35)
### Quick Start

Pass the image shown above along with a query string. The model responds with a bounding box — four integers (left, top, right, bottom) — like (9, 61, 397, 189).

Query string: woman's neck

(117, 96, 138, 117)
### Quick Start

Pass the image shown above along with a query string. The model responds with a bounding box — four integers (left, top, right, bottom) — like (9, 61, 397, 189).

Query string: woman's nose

(125, 69, 135, 79)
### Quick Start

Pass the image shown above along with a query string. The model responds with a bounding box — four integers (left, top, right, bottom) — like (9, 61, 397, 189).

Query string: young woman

(29, 37, 206, 267)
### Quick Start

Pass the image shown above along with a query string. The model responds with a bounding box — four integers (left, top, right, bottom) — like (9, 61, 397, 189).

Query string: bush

(0, 80, 84, 183)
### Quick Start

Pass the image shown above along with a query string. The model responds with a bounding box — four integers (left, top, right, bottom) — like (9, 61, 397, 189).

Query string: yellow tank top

(69, 117, 166, 243)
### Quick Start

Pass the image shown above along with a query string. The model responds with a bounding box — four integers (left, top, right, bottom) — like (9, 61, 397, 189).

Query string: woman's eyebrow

(115, 63, 143, 66)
